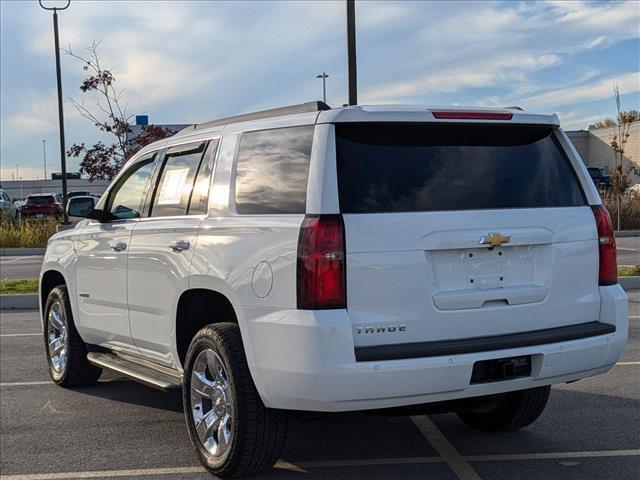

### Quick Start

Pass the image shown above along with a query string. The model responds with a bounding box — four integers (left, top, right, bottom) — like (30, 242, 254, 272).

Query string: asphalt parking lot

(0, 291, 638, 480)
(0, 256, 45, 281)
(617, 237, 640, 266)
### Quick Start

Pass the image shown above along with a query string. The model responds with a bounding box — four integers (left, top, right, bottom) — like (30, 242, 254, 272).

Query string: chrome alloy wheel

(47, 301, 68, 375)
(190, 349, 235, 457)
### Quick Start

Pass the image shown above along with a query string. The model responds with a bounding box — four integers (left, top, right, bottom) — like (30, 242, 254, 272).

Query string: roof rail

(194, 101, 331, 131)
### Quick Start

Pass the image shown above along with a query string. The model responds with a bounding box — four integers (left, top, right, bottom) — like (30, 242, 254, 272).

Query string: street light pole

(39, 0, 70, 224)
(346, 0, 357, 105)
(42, 140, 47, 180)
(316, 72, 329, 104)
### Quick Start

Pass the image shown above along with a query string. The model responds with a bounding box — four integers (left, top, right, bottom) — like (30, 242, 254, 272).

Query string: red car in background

(20, 193, 64, 219)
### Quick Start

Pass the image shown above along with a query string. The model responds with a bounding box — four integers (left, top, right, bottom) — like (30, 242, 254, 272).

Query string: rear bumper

(244, 285, 628, 412)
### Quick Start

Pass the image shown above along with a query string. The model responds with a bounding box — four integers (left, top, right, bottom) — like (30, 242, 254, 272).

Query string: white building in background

(567, 121, 640, 185)
(0, 178, 110, 201)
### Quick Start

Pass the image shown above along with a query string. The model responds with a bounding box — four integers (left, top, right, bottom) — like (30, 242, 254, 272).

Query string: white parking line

(0, 466, 206, 480)
(3, 450, 639, 479)
(0, 255, 38, 264)
(616, 361, 640, 365)
(466, 449, 640, 462)
(411, 415, 482, 480)
(291, 456, 443, 468)
(0, 381, 52, 387)
(0, 333, 41, 337)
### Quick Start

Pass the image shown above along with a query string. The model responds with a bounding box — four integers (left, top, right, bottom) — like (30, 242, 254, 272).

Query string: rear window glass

(234, 125, 314, 214)
(336, 123, 586, 213)
(26, 196, 54, 204)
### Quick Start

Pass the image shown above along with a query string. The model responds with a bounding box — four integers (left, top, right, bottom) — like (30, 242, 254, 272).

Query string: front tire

(183, 323, 288, 478)
(44, 285, 101, 387)
(456, 386, 550, 432)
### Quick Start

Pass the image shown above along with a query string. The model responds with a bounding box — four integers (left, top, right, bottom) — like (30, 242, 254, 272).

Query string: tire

(456, 386, 550, 432)
(44, 285, 101, 387)
(183, 323, 288, 478)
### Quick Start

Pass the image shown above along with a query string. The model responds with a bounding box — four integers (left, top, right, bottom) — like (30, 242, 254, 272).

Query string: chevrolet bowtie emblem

(480, 232, 511, 247)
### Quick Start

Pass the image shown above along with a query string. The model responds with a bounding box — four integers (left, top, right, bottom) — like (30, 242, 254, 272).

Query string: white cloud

(516, 72, 640, 109)
(556, 110, 611, 131)
(2, 0, 640, 178)
(362, 53, 562, 103)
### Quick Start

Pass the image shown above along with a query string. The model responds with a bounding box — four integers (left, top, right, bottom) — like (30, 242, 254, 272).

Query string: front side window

(106, 154, 156, 220)
(150, 142, 206, 217)
(234, 125, 314, 214)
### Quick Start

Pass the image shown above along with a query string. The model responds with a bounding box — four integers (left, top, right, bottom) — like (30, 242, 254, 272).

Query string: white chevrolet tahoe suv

(41, 102, 629, 477)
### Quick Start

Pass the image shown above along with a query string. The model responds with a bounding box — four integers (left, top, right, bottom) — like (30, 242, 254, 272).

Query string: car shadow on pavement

(74, 374, 184, 413)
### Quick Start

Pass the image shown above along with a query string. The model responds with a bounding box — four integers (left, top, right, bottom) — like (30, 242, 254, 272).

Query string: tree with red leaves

(65, 42, 175, 181)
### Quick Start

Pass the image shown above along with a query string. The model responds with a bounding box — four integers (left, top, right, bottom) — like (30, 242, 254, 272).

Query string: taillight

(431, 111, 513, 120)
(297, 214, 346, 309)
(591, 205, 617, 286)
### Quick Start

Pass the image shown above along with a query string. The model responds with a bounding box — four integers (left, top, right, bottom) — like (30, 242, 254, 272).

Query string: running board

(87, 352, 183, 391)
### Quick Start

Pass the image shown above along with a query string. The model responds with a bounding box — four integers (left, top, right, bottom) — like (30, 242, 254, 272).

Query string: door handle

(110, 241, 127, 252)
(168, 240, 190, 252)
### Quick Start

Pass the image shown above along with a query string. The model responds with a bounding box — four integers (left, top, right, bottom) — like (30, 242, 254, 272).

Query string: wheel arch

(175, 288, 240, 368)
(40, 269, 67, 317)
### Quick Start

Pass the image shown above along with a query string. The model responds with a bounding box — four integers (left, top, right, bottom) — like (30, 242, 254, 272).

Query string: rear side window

(234, 125, 314, 214)
(151, 142, 206, 217)
(336, 123, 586, 213)
(188, 140, 218, 215)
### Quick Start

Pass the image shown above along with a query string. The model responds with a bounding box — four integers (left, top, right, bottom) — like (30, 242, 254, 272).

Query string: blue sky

(1, 0, 638, 180)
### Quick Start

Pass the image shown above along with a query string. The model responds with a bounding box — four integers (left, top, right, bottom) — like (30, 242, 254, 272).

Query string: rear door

(335, 123, 599, 348)
(127, 140, 218, 367)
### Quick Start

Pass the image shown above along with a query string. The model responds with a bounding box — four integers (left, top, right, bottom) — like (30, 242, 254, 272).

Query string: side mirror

(67, 196, 97, 218)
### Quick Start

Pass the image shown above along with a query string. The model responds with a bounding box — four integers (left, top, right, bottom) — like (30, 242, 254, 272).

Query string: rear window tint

(26, 196, 55, 204)
(234, 125, 314, 214)
(336, 123, 586, 213)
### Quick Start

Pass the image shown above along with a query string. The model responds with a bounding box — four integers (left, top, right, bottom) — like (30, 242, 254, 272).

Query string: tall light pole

(42, 140, 47, 180)
(346, 0, 357, 105)
(39, 0, 70, 224)
(316, 72, 329, 104)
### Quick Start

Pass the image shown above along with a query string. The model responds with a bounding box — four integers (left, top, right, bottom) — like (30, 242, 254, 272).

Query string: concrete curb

(619, 276, 640, 290)
(0, 248, 46, 257)
(0, 294, 39, 310)
(615, 230, 640, 238)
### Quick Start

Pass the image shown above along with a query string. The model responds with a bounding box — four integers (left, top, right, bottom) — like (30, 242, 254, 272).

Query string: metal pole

(316, 72, 328, 103)
(43, 140, 47, 179)
(346, 0, 357, 105)
(322, 74, 327, 104)
(52, 9, 69, 223)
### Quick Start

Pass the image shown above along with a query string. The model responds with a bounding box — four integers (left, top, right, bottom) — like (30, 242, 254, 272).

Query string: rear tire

(456, 386, 550, 432)
(183, 323, 288, 478)
(44, 285, 101, 387)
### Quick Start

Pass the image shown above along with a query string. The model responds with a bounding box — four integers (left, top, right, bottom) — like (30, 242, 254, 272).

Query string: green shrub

(0, 218, 58, 248)
(0, 278, 39, 295)
(618, 265, 640, 277)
